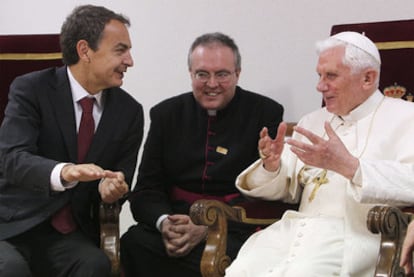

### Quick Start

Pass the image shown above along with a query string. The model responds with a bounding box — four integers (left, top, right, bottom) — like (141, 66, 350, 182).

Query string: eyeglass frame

(192, 70, 237, 84)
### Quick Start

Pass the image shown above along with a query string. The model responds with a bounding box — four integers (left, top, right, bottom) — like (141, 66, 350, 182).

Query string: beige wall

(1, 0, 413, 234)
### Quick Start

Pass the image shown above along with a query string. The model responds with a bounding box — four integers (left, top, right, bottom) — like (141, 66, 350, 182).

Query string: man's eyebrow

(115, 42, 130, 50)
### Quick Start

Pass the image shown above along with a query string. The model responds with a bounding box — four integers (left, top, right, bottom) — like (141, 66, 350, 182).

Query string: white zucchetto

(331, 31, 381, 64)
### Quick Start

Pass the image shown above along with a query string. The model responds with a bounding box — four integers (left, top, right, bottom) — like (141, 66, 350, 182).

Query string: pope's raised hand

(258, 122, 287, 172)
(286, 121, 359, 179)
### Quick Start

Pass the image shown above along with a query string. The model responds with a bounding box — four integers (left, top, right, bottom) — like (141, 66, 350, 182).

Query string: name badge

(216, 146, 228, 155)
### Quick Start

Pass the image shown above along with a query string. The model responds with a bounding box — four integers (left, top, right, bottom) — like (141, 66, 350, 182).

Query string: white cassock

(225, 90, 414, 277)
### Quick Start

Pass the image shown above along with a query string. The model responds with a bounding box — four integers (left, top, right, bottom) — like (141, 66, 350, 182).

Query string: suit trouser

(120, 223, 252, 277)
(0, 219, 111, 277)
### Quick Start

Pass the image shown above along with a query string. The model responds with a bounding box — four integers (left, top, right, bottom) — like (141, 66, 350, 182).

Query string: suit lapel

(50, 66, 78, 162)
(48, 70, 123, 164)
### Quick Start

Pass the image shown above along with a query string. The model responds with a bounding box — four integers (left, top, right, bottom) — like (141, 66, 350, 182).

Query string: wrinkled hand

(286, 122, 359, 179)
(401, 221, 414, 274)
(161, 214, 207, 257)
(98, 171, 129, 203)
(258, 122, 287, 172)
(61, 163, 106, 183)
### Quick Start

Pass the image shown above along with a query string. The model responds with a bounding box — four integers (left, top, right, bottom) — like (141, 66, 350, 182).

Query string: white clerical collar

(67, 67, 103, 107)
(207, 110, 217, 116)
(340, 90, 384, 122)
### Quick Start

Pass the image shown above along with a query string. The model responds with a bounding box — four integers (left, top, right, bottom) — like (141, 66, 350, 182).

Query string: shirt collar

(340, 90, 384, 122)
(67, 67, 103, 108)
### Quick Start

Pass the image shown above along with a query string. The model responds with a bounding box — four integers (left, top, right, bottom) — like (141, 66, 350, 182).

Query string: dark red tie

(77, 97, 95, 163)
(51, 97, 95, 234)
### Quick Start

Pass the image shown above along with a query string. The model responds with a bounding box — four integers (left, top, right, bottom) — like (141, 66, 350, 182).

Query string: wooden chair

(331, 19, 414, 277)
(190, 199, 298, 277)
(189, 122, 298, 277)
(0, 34, 121, 277)
(100, 202, 121, 276)
(367, 206, 414, 277)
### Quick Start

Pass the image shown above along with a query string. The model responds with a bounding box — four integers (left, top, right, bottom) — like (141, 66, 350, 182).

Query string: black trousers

(0, 220, 111, 277)
(120, 223, 253, 277)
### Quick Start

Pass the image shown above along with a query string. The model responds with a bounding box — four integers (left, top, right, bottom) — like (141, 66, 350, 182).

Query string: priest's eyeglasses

(193, 71, 235, 83)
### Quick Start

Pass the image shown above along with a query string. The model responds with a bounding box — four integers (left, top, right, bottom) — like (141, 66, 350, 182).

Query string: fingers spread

(275, 121, 287, 142)
(293, 125, 322, 145)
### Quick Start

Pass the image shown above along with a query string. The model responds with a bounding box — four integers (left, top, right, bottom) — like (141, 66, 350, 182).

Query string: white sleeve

(235, 159, 290, 201)
(350, 159, 414, 206)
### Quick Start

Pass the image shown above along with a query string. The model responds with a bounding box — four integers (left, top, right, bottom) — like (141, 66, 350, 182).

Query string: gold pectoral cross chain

(308, 169, 329, 202)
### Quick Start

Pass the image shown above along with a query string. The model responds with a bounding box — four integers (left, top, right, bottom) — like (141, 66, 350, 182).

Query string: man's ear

(235, 69, 241, 79)
(362, 69, 378, 88)
(76, 40, 90, 62)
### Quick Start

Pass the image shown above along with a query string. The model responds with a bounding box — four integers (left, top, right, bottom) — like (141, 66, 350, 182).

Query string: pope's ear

(362, 70, 377, 87)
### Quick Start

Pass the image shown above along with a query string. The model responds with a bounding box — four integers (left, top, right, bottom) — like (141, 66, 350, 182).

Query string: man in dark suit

(0, 5, 143, 277)
(120, 32, 284, 277)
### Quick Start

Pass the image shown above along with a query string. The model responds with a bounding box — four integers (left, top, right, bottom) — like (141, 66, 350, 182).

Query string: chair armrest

(100, 202, 121, 277)
(367, 205, 412, 277)
(190, 199, 237, 277)
(189, 199, 296, 277)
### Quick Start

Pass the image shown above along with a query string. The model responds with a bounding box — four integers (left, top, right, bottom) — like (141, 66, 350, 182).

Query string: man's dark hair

(60, 5, 130, 65)
(187, 32, 241, 70)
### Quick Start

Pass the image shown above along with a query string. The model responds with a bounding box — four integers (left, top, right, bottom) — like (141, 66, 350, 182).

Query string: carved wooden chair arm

(189, 199, 284, 277)
(367, 205, 413, 277)
(190, 199, 238, 277)
(100, 201, 121, 277)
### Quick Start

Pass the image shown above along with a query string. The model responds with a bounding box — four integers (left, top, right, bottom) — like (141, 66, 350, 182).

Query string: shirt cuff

(156, 214, 169, 231)
(246, 161, 281, 189)
(50, 163, 78, 191)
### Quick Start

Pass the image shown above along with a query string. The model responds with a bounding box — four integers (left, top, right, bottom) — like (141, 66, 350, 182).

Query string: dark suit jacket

(130, 86, 283, 228)
(0, 66, 144, 243)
